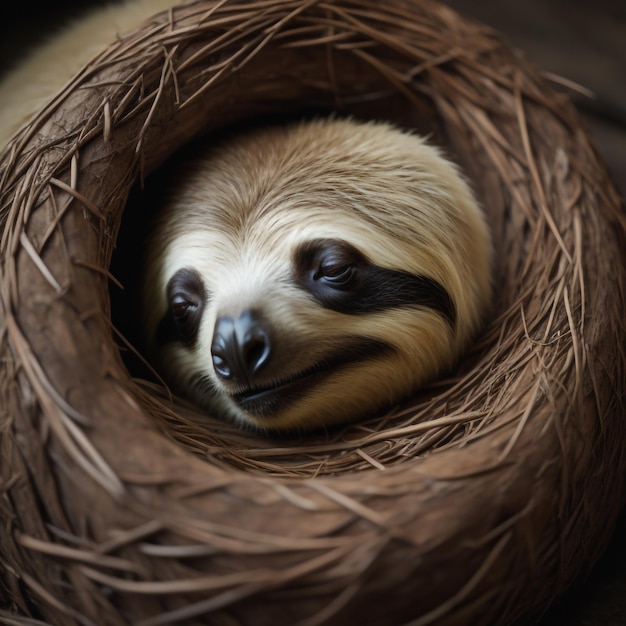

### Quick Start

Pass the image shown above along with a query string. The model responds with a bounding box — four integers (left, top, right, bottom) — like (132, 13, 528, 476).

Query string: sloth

(0, 1, 490, 432)
(0, 1, 490, 431)
(141, 118, 492, 431)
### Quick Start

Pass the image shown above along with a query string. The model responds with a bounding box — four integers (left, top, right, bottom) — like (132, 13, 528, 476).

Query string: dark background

(1, 1, 625, 624)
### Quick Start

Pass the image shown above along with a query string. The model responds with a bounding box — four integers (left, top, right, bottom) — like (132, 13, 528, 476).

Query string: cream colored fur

(143, 119, 492, 431)
(0, 0, 185, 149)
(0, 1, 491, 432)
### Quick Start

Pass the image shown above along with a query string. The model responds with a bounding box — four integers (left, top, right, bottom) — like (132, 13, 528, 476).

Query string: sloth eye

(294, 239, 364, 300)
(156, 268, 207, 348)
(315, 257, 354, 286)
(171, 294, 196, 322)
(293, 237, 456, 322)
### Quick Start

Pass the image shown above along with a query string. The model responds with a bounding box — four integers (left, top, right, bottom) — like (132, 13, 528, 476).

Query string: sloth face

(141, 118, 491, 431)
(154, 235, 457, 430)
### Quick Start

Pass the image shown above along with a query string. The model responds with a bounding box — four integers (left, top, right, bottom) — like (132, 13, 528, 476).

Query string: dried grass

(1, 0, 625, 624)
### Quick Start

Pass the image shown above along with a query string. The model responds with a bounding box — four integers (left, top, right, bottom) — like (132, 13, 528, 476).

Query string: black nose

(211, 310, 272, 384)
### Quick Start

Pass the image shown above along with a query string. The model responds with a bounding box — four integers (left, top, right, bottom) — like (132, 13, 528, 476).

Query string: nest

(1, 0, 625, 624)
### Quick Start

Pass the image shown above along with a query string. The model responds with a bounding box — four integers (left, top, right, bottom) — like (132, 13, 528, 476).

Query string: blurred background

(447, 0, 626, 191)
(1, 1, 624, 624)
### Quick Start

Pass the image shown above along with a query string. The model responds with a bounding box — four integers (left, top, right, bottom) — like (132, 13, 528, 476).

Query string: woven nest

(1, 1, 625, 624)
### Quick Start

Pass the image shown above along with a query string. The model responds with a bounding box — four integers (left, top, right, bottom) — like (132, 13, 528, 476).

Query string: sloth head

(141, 118, 491, 432)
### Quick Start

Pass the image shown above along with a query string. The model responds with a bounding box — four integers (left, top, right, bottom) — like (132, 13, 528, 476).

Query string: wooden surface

(1, 1, 625, 624)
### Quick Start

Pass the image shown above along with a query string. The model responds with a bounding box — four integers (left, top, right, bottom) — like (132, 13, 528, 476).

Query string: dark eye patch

(294, 238, 456, 326)
(156, 268, 207, 347)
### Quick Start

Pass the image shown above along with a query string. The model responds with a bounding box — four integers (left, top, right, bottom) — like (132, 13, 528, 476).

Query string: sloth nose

(211, 310, 272, 384)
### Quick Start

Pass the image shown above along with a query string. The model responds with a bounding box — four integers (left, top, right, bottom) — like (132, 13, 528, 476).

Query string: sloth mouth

(233, 369, 324, 417)
(231, 337, 394, 418)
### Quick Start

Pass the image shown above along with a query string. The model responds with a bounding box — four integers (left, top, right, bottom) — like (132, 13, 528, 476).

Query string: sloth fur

(0, 0, 491, 432)
(142, 118, 492, 431)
